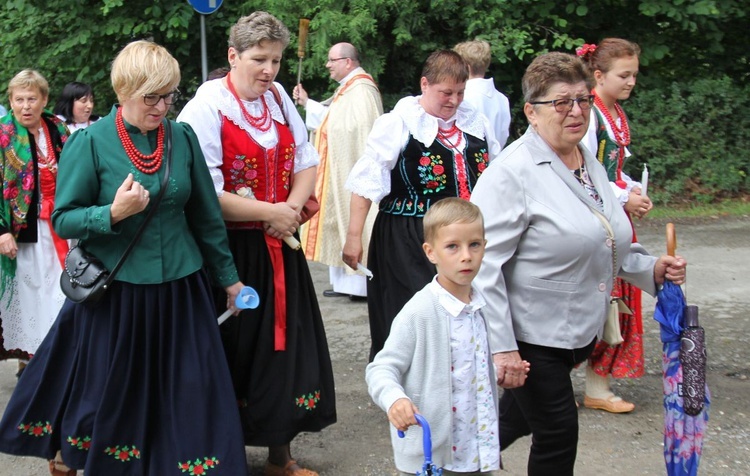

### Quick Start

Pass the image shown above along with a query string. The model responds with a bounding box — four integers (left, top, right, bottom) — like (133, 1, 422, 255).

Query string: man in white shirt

(294, 43, 383, 300)
(454, 40, 511, 148)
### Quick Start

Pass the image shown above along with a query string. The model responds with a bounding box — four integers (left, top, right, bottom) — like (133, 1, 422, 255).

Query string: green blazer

(52, 106, 238, 287)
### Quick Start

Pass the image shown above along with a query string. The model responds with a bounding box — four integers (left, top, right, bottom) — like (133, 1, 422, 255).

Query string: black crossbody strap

(104, 119, 173, 284)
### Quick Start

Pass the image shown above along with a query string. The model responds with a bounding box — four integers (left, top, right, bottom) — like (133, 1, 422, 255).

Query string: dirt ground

(0, 216, 748, 475)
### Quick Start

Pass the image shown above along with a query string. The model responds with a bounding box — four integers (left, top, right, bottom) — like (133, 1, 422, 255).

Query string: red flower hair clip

(576, 43, 597, 59)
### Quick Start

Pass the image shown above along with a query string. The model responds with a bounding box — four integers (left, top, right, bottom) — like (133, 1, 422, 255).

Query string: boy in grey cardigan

(366, 198, 529, 475)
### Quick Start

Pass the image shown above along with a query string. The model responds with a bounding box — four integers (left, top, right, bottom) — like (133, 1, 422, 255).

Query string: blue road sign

(188, 0, 224, 15)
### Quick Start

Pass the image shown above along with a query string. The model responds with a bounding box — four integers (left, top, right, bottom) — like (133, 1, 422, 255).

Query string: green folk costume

(52, 105, 238, 287)
(0, 106, 247, 474)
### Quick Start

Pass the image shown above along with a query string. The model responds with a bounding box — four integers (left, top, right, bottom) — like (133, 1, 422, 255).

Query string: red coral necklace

(116, 107, 164, 174)
(594, 93, 630, 147)
(226, 72, 272, 132)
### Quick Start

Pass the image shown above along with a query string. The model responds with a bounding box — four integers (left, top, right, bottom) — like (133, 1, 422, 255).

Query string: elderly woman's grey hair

(228, 11, 291, 53)
(522, 52, 590, 104)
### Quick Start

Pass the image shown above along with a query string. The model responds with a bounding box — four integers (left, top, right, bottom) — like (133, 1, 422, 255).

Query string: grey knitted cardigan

(366, 285, 499, 473)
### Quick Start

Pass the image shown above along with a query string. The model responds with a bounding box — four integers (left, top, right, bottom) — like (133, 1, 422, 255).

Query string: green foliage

(627, 76, 750, 204)
(0, 0, 748, 202)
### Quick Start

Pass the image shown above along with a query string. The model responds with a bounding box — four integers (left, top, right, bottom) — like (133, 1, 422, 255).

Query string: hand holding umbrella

(397, 414, 443, 476)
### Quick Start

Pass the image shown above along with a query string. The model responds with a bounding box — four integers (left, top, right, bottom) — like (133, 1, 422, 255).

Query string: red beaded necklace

(36, 120, 58, 175)
(115, 107, 164, 174)
(594, 93, 630, 147)
(226, 72, 272, 132)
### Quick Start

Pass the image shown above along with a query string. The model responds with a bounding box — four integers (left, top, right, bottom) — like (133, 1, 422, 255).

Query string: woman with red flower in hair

(343, 50, 502, 361)
(578, 38, 653, 414)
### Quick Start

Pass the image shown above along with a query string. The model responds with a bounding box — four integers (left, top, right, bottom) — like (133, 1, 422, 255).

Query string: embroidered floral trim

(67, 435, 92, 451)
(473, 149, 489, 175)
(417, 153, 447, 193)
(229, 155, 259, 192)
(178, 456, 220, 475)
(18, 421, 52, 437)
(295, 390, 321, 410)
(104, 445, 141, 462)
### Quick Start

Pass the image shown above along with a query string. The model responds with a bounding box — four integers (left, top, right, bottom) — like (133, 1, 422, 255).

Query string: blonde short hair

(110, 40, 180, 103)
(7, 69, 49, 100)
(454, 40, 491, 76)
(423, 198, 484, 244)
(228, 11, 290, 54)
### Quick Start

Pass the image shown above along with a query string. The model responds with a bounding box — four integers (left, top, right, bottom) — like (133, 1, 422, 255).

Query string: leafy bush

(626, 76, 750, 204)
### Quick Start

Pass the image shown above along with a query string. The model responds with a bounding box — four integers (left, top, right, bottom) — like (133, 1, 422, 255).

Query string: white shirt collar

(428, 276, 486, 318)
(392, 95, 486, 147)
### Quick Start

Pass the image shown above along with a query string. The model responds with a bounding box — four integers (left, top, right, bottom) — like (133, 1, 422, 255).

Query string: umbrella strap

(590, 208, 617, 292)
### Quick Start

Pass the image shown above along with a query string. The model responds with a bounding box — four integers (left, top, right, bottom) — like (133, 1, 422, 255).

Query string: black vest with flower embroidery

(378, 132, 489, 217)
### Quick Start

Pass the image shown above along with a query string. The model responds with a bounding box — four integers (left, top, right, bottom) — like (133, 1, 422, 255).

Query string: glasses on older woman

(530, 95, 595, 113)
(142, 90, 180, 106)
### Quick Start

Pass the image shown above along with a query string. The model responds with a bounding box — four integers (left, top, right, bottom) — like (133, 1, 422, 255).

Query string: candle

(641, 164, 649, 197)
(357, 262, 374, 280)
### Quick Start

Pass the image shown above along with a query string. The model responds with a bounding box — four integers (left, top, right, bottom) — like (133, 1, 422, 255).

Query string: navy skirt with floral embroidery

(0, 271, 248, 475)
(217, 229, 336, 447)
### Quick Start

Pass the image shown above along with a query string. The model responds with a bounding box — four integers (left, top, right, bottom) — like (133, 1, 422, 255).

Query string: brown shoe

(583, 395, 635, 413)
(49, 460, 76, 476)
(265, 459, 318, 476)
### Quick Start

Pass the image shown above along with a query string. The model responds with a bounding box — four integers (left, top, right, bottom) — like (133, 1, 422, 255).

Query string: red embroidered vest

(219, 117, 296, 229)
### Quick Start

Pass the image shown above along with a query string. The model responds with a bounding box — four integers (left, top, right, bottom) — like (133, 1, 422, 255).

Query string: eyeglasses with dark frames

(530, 95, 595, 113)
(326, 57, 350, 63)
(142, 90, 180, 107)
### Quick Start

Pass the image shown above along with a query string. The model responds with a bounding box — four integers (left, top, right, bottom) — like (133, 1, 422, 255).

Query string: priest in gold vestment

(295, 43, 383, 299)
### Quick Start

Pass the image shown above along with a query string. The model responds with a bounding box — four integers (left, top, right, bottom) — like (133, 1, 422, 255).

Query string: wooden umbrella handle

(666, 223, 676, 257)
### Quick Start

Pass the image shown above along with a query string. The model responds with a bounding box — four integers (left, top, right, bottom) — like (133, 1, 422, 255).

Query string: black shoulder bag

(60, 120, 173, 304)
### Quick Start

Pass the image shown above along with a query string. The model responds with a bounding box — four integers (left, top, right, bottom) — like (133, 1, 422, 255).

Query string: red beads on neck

(37, 120, 58, 175)
(116, 107, 164, 174)
(226, 72, 273, 132)
(594, 94, 630, 147)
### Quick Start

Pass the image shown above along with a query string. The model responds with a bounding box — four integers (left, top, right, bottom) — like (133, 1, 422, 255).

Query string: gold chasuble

(301, 74, 383, 269)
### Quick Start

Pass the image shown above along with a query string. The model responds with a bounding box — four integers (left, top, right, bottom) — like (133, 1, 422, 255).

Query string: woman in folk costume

(177, 11, 335, 476)
(0, 41, 248, 476)
(578, 38, 653, 413)
(342, 50, 502, 361)
(0, 70, 69, 374)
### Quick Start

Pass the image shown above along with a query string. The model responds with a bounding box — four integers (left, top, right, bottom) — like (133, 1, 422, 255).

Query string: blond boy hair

(423, 198, 484, 244)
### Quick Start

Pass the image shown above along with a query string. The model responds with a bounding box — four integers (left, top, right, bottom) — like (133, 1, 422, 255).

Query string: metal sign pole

(200, 14, 208, 83)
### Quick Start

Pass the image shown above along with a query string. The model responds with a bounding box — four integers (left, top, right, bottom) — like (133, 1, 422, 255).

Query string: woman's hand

(624, 188, 653, 219)
(224, 281, 245, 316)
(263, 202, 301, 239)
(493, 351, 531, 388)
(110, 173, 150, 225)
(0, 233, 18, 260)
(654, 255, 687, 285)
(387, 398, 419, 432)
(342, 234, 363, 271)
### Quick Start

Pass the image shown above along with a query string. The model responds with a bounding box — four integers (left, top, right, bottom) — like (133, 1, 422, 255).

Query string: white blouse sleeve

(345, 112, 410, 203)
(176, 88, 226, 196)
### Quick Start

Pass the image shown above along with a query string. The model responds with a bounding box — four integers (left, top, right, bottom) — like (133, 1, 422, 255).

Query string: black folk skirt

(0, 271, 248, 475)
(366, 212, 436, 361)
(218, 229, 336, 447)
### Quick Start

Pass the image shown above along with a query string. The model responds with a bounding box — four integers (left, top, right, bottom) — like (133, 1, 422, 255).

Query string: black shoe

(348, 295, 367, 302)
(323, 289, 348, 298)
